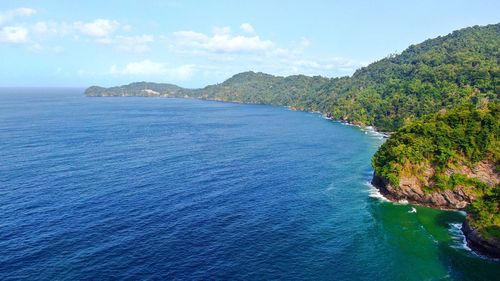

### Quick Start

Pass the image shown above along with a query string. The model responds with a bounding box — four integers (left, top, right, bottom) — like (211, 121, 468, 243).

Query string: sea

(0, 88, 498, 280)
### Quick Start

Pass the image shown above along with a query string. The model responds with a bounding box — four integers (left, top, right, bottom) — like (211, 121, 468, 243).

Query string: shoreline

(371, 173, 500, 260)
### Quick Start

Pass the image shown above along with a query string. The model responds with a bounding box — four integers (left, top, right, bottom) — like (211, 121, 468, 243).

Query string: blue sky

(0, 0, 499, 87)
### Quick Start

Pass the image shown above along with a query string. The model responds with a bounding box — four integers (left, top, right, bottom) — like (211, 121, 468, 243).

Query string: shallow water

(0, 89, 498, 280)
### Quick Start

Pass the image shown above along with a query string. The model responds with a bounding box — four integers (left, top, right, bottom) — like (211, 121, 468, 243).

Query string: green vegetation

(86, 82, 188, 97)
(329, 24, 499, 131)
(372, 105, 499, 238)
(193, 72, 335, 113)
(372, 104, 499, 187)
(470, 187, 500, 239)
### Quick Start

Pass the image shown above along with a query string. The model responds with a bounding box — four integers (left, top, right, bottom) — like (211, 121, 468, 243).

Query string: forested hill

(329, 23, 499, 130)
(85, 23, 499, 132)
(371, 104, 500, 256)
(192, 72, 336, 112)
(85, 82, 188, 97)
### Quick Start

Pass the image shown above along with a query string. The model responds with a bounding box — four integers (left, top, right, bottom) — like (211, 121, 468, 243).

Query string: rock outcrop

(371, 173, 475, 210)
(371, 160, 500, 259)
(462, 216, 500, 259)
(371, 160, 499, 209)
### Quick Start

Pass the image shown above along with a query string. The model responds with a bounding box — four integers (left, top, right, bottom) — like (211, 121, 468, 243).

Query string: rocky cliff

(462, 216, 500, 259)
(371, 160, 500, 259)
(372, 160, 499, 210)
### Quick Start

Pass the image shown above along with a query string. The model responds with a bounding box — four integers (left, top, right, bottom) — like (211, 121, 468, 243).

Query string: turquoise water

(0, 89, 498, 280)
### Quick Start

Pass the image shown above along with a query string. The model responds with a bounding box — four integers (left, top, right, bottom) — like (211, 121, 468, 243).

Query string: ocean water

(0, 88, 498, 280)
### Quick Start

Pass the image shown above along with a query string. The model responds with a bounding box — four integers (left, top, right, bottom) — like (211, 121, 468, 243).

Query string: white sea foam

(408, 207, 417, 213)
(447, 218, 500, 261)
(449, 223, 473, 252)
(446, 222, 499, 261)
(364, 181, 390, 202)
(358, 125, 389, 140)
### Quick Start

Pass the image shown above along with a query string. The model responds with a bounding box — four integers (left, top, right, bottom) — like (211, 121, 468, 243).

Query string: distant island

(86, 23, 499, 258)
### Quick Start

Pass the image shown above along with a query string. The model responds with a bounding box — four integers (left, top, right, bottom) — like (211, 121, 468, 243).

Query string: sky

(0, 0, 499, 88)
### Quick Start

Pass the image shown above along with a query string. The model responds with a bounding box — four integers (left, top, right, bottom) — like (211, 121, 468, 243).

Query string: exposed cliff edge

(462, 215, 500, 259)
(372, 171, 499, 259)
(371, 160, 498, 210)
(371, 105, 499, 259)
(371, 173, 472, 210)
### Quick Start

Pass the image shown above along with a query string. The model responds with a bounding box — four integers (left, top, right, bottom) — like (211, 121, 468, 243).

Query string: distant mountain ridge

(85, 82, 188, 97)
(86, 23, 499, 132)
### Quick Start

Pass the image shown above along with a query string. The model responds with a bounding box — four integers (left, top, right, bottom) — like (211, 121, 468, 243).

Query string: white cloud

(0, 7, 36, 44)
(0, 7, 36, 25)
(74, 19, 119, 37)
(30, 20, 124, 41)
(110, 59, 195, 79)
(24, 17, 153, 52)
(172, 28, 274, 54)
(0, 26, 29, 43)
(164, 23, 367, 78)
(240, 23, 254, 33)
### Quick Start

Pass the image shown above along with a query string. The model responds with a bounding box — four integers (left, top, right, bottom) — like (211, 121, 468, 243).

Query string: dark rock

(372, 172, 500, 260)
(462, 216, 500, 259)
(370, 173, 473, 210)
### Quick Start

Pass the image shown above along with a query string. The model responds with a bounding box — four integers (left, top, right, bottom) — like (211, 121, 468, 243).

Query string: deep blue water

(0, 89, 498, 280)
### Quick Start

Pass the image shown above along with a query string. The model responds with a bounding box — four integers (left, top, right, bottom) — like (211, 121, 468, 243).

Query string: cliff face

(372, 160, 499, 210)
(371, 160, 500, 259)
(462, 216, 500, 259)
(371, 173, 475, 210)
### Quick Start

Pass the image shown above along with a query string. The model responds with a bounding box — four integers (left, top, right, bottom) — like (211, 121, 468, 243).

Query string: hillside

(85, 82, 188, 97)
(85, 23, 500, 132)
(329, 24, 499, 131)
(371, 104, 499, 257)
(193, 72, 335, 112)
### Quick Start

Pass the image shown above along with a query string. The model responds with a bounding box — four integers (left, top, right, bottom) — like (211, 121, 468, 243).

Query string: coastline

(285, 105, 392, 138)
(371, 173, 500, 260)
